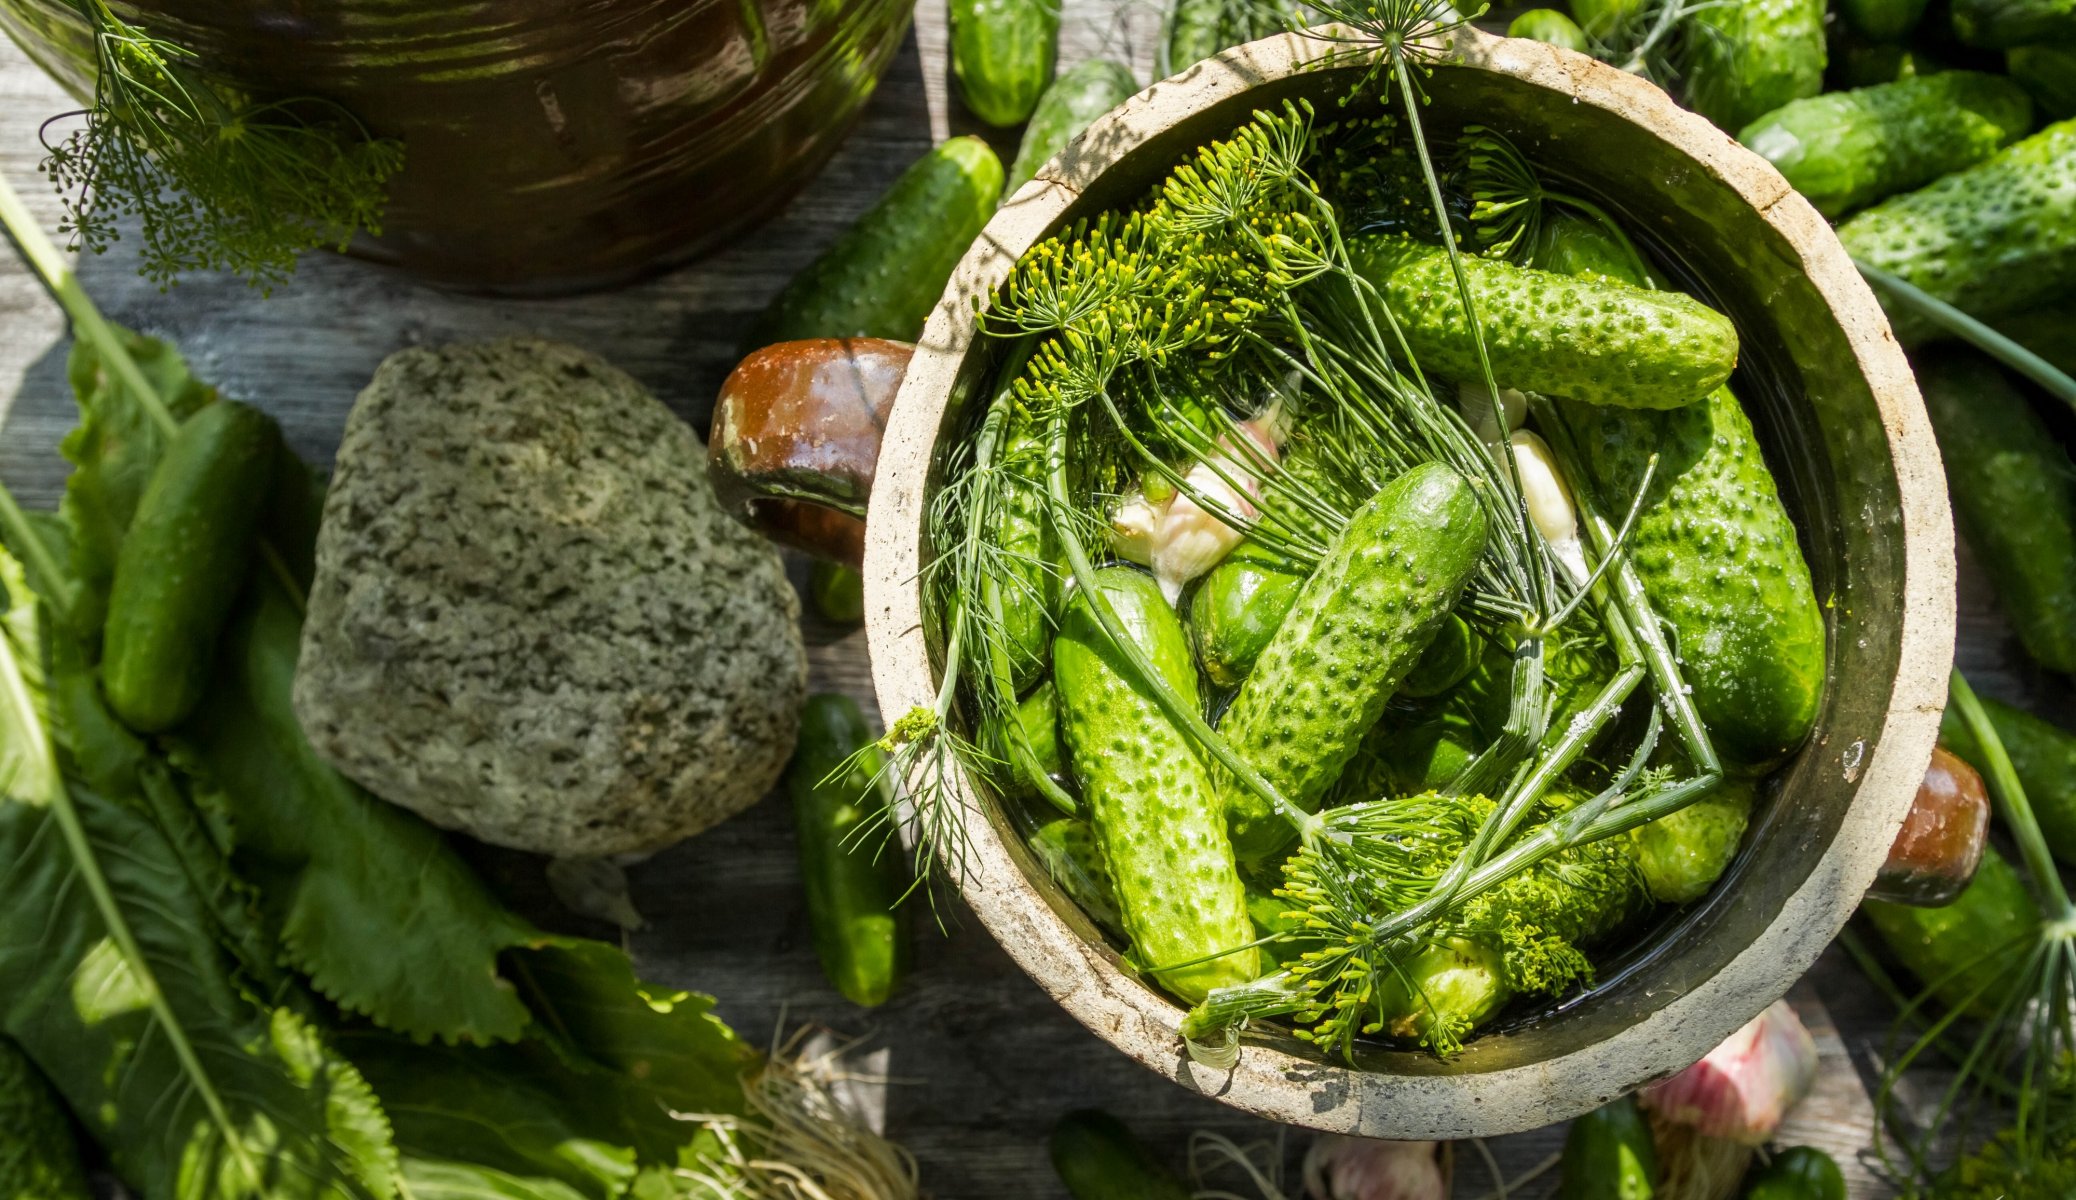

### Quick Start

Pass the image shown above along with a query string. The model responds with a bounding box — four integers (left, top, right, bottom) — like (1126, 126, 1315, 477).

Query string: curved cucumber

(1953, 0, 2076, 46)
(1349, 235, 1739, 410)
(1681, 0, 1828, 133)
(102, 400, 280, 733)
(1629, 777, 1754, 903)
(1050, 1110, 1192, 1200)
(1915, 350, 2076, 675)
(745, 138, 1004, 349)
(1186, 539, 1307, 690)
(1006, 59, 1138, 196)
(950, 0, 1059, 127)
(1217, 463, 1487, 862)
(787, 694, 908, 1007)
(1863, 847, 2037, 1018)
(1558, 1096, 1660, 1200)
(1837, 120, 2076, 345)
(1541, 212, 1825, 769)
(998, 421, 1063, 690)
(1739, 72, 2032, 218)
(1053, 567, 1257, 1002)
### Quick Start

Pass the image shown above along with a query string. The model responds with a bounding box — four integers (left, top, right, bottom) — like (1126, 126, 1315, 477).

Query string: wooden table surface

(0, 6, 2066, 1197)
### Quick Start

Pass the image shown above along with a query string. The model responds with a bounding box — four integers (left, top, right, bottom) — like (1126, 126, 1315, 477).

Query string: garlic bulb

(1303, 1136, 1447, 1200)
(1640, 1000, 1817, 1146)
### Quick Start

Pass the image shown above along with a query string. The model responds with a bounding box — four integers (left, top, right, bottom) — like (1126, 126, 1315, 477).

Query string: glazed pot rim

(861, 26, 1954, 1136)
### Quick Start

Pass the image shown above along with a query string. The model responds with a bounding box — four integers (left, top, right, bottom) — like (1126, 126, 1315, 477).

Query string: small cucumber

(1024, 816, 1124, 935)
(1540, 213, 1825, 769)
(1558, 1096, 1660, 1200)
(787, 694, 908, 1007)
(0, 1037, 90, 1200)
(985, 678, 1072, 801)
(1952, 0, 2076, 45)
(1399, 613, 1476, 698)
(997, 420, 1063, 690)
(1837, 120, 2076, 344)
(809, 560, 864, 624)
(1940, 695, 2076, 867)
(1743, 1146, 1846, 1200)
(1006, 59, 1138, 196)
(1164, 0, 1295, 73)
(1349, 235, 1739, 411)
(1914, 349, 2076, 674)
(102, 400, 280, 734)
(1186, 539, 1308, 690)
(1510, 8, 1592, 50)
(1739, 72, 2032, 218)
(744, 138, 1004, 349)
(1629, 778, 1755, 904)
(2008, 46, 2076, 119)
(1863, 847, 2037, 1018)
(1053, 566, 1258, 1001)
(1680, 0, 1827, 133)
(1838, 0, 1929, 40)
(950, 0, 1059, 127)
(1217, 463, 1487, 862)
(1049, 1110, 1192, 1200)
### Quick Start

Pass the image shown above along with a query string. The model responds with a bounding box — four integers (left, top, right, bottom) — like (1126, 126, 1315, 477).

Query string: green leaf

(0, 543, 399, 1200)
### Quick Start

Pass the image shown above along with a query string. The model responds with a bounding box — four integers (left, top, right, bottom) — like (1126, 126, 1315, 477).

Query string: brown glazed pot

(0, 0, 911, 291)
(714, 30, 1957, 1135)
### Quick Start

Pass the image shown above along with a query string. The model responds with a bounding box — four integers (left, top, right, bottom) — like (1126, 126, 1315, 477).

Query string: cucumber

(1863, 846, 2037, 1018)
(1025, 816, 1124, 935)
(1571, 0, 1642, 37)
(2008, 46, 2076, 119)
(1680, 0, 1827, 133)
(1217, 463, 1487, 862)
(1558, 1096, 1660, 1200)
(1739, 72, 2033, 218)
(950, 0, 1058, 127)
(1839, 0, 1929, 40)
(1940, 695, 2076, 867)
(1914, 349, 2076, 674)
(1629, 778, 1754, 904)
(1053, 566, 1258, 1001)
(1952, 0, 2076, 45)
(1349, 235, 1739, 410)
(1510, 8, 1592, 50)
(1837, 120, 2076, 345)
(0, 1037, 90, 1200)
(1164, 0, 1295, 74)
(1049, 1110, 1192, 1200)
(1992, 298, 2076, 376)
(787, 694, 908, 1007)
(1006, 59, 1137, 196)
(1539, 213, 1826, 769)
(986, 678, 1072, 801)
(744, 138, 1004, 349)
(1743, 1147, 1846, 1200)
(998, 420, 1064, 690)
(809, 560, 864, 624)
(101, 399, 280, 734)
(1398, 613, 1476, 698)
(1186, 539, 1307, 690)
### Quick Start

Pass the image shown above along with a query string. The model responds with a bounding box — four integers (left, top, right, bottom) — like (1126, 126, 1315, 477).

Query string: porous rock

(294, 338, 805, 856)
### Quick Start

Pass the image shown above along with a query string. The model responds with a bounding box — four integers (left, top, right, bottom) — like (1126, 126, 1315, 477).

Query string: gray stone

(294, 338, 805, 857)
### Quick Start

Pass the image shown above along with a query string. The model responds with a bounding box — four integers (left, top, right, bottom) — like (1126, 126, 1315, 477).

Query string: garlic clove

(1457, 381, 1528, 445)
(1110, 491, 1166, 566)
(1303, 1136, 1448, 1200)
(1639, 1000, 1818, 1147)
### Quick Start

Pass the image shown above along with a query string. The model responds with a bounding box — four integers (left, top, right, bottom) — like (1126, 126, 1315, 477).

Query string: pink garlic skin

(1113, 412, 1283, 604)
(1302, 1136, 1447, 1200)
(1640, 1000, 1817, 1146)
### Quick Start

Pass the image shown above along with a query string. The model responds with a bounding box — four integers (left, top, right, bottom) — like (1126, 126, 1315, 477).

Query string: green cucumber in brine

(950, 0, 1059, 128)
(1558, 1096, 1659, 1200)
(985, 678, 1072, 801)
(1952, 0, 2076, 46)
(1680, 0, 1827, 133)
(1630, 778, 1755, 904)
(1940, 696, 2076, 869)
(1349, 235, 1739, 411)
(1914, 349, 2076, 675)
(1053, 567, 1257, 1001)
(1509, 8, 1592, 50)
(1863, 847, 2037, 1017)
(1024, 816, 1123, 935)
(1837, 120, 2076, 345)
(744, 138, 1004, 349)
(996, 416, 1064, 692)
(1186, 539, 1307, 690)
(102, 399, 281, 734)
(1006, 59, 1137, 196)
(1739, 72, 2032, 218)
(788, 694, 909, 1007)
(1216, 462, 1487, 862)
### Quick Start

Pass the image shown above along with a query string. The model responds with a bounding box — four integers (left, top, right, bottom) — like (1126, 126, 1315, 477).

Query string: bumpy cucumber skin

(1743, 1147, 1847, 1200)
(787, 695, 908, 1008)
(745, 138, 1004, 349)
(1838, 0, 1928, 40)
(1006, 59, 1137, 196)
(1350, 236, 1739, 410)
(1050, 1110, 1193, 1200)
(1838, 120, 2076, 344)
(1953, 0, 2076, 46)
(999, 423, 1064, 690)
(986, 679, 1071, 801)
(1739, 72, 2032, 218)
(1187, 540, 1308, 690)
(950, 0, 1059, 127)
(1681, 0, 1828, 133)
(1509, 8, 1591, 50)
(1863, 847, 2037, 1018)
(1026, 816, 1124, 935)
(102, 400, 280, 734)
(1941, 697, 2076, 868)
(2009, 46, 2076, 119)
(1915, 350, 2076, 674)
(1217, 463, 1487, 862)
(1558, 1097, 1660, 1200)
(1054, 567, 1258, 1002)
(1542, 213, 1826, 770)
(1629, 778, 1754, 903)
(0, 1037, 90, 1200)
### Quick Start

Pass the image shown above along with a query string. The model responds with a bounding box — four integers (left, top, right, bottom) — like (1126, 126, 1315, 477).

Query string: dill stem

(0, 481, 77, 624)
(1949, 669, 2074, 916)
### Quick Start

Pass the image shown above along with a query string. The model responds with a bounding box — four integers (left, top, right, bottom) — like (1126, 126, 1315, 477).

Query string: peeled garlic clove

(1109, 492, 1165, 566)
(1500, 429, 1590, 585)
(1303, 1136, 1448, 1200)
(1457, 381, 1527, 444)
(1152, 462, 1253, 603)
(1640, 1000, 1818, 1147)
